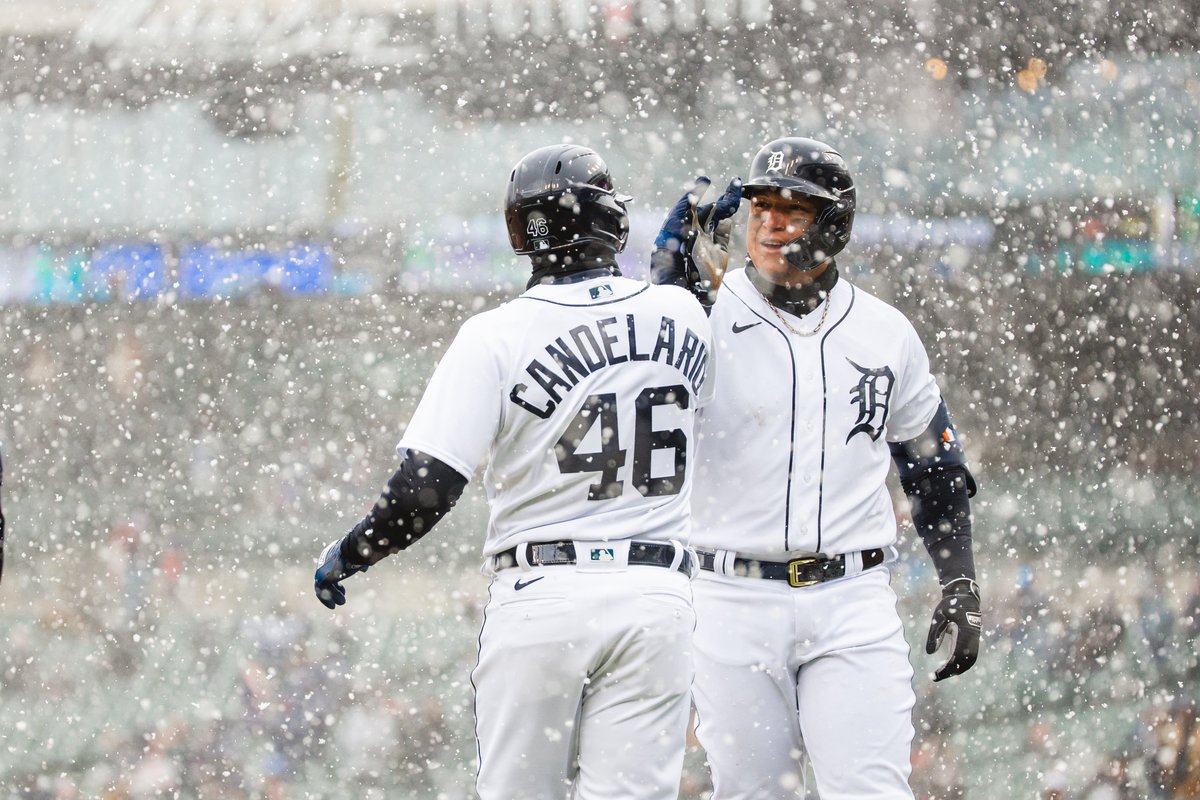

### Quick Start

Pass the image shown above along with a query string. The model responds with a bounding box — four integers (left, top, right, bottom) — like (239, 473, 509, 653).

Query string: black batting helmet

(504, 144, 630, 257)
(743, 137, 856, 271)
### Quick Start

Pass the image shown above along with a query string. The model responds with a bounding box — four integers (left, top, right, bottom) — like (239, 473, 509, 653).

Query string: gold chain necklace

(766, 293, 832, 337)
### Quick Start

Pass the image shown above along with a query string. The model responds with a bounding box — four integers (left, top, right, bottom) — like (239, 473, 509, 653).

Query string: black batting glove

(926, 578, 981, 681)
(687, 177, 742, 304)
(651, 177, 710, 288)
(314, 537, 368, 610)
(651, 176, 741, 307)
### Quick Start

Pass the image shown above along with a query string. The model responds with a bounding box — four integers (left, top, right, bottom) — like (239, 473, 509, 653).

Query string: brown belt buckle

(787, 557, 819, 587)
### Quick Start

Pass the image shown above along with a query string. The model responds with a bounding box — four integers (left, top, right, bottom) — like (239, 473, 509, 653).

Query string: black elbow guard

(342, 450, 468, 567)
(650, 245, 690, 291)
(889, 399, 976, 497)
(891, 402, 978, 584)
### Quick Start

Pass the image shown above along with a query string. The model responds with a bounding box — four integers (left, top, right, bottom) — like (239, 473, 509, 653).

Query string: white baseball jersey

(692, 266, 942, 557)
(397, 274, 713, 561)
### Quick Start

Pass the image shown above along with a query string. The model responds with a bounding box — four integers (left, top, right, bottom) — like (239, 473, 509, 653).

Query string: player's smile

(746, 191, 820, 282)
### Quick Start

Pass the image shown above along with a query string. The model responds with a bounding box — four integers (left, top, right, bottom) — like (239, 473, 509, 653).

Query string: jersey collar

(745, 260, 839, 318)
(526, 263, 621, 289)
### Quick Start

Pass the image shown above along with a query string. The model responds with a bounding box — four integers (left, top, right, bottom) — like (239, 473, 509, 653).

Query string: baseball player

(314, 144, 714, 800)
(652, 137, 981, 798)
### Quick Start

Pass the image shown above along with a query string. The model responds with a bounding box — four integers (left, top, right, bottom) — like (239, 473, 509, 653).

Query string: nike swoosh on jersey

(732, 321, 763, 334)
(514, 576, 545, 591)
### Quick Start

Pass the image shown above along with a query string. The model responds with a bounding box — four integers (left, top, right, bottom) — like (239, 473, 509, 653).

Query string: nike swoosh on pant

(514, 576, 545, 591)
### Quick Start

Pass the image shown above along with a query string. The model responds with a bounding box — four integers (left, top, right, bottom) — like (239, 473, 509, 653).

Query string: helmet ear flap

(782, 188, 856, 272)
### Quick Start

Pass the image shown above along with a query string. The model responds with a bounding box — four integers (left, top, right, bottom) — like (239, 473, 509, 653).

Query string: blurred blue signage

(0, 241, 333, 304)
(180, 243, 332, 298)
(93, 242, 168, 299)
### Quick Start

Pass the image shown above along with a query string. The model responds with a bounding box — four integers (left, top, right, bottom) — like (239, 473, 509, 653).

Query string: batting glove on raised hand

(651, 176, 742, 307)
(314, 537, 367, 610)
(926, 578, 981, 681)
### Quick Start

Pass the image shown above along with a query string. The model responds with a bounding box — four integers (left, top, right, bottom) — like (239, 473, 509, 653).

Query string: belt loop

(515, 543, 533, 570)
(667, 539, 683, 573)
(717, 549, 736, 577)
(667, 539, 692, 576)
(846, 550, 862, 577)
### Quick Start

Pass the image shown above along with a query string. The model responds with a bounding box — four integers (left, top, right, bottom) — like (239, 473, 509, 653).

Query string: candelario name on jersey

(509, 313, 708, 419)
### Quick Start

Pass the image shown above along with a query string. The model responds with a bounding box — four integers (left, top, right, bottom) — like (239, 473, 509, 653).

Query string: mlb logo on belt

(591, 548, 615, 561)
(590, 284, 614, 300)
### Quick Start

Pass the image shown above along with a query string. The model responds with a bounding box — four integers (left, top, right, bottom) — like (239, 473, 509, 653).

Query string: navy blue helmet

(504, 144, 630, 257)
(743, 137, 856, 270)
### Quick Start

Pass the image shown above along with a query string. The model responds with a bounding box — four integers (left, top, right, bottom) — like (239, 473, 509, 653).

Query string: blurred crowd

(3, 279, 1200, 798)
(3, 531, 1198, 799)
(902, 563, 1200, 800)
(2, 549, 481, 800)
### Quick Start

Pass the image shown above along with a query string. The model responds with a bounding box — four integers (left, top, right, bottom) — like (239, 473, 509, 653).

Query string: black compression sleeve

(888, 399, 976, 496)
(340, 450, 468, 568)
(651, 238, 716, 314)
(649, 246, 690, 291)
(904, 468, 976, 585)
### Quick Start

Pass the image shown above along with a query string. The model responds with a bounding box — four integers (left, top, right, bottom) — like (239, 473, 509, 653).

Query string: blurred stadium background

(2, 1, 1199, 798)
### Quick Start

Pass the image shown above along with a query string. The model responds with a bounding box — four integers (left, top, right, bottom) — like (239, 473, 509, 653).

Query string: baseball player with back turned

(652, 137, 982, 798)
(314, 144, 714, 799)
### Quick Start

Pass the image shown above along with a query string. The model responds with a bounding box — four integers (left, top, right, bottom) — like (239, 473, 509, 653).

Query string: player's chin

(752, 250, 790, 281)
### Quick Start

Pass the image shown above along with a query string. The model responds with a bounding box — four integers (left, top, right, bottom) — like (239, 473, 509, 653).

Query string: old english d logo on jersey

(845, 358, 895, 443)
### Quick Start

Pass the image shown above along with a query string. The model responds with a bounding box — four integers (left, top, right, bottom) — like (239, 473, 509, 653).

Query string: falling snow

(2, 1, 1199, 798)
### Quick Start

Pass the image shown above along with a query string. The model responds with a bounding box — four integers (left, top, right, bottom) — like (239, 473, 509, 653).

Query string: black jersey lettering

(687, 347, 708, 395)
(510, 383, 555, 419)
(527, 358, 573, 404)
(546, 338, 591, 387)
(675, 329, 700, 376)
(652, 317, 676, 365)
(627, 314, 651, 361)
(570, 325, 608, 371)
(596, 316, 628, 365)
(510, 313, 706, 419)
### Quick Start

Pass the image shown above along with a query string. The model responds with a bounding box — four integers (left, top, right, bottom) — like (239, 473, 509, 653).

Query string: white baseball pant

(691, 567, 916, 799)
(473, 562, 695, 799)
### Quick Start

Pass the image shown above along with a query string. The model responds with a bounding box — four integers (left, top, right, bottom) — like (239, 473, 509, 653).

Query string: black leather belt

(493, 541, 691, 574)
(696, 548, 884, 587)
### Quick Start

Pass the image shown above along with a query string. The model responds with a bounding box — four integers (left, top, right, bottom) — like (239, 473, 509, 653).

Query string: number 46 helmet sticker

(527, 214, 551, 250)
